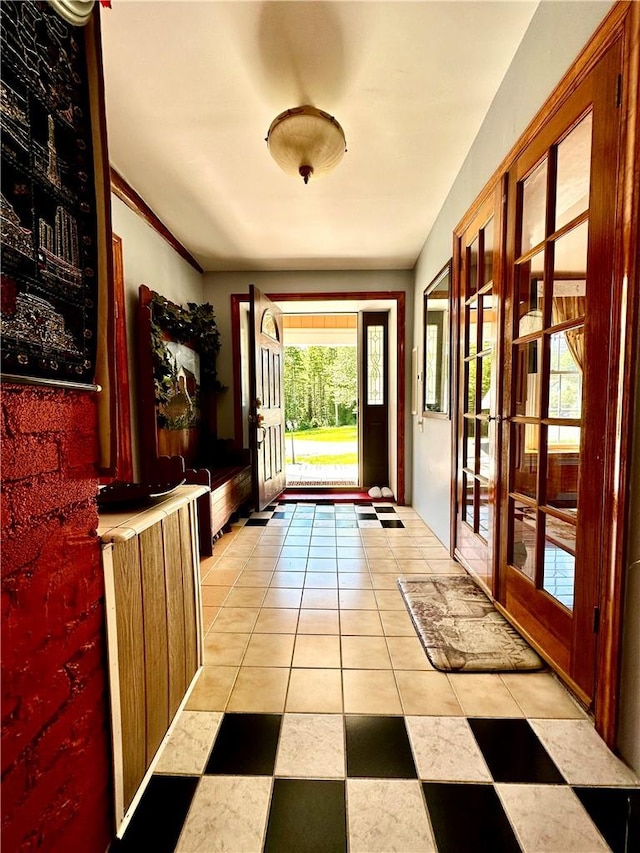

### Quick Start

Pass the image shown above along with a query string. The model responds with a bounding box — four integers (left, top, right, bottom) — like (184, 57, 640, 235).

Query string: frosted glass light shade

(266, 106, 346, 184)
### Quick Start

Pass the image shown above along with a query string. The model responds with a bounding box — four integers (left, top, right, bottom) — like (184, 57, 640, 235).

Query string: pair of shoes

(367, 485, 395, 499)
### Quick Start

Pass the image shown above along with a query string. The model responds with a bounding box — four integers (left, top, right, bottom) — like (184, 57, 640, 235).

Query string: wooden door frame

(449, 2, 639, 745)
(106, 233, 133, 482)
(231, 290, 406, 505)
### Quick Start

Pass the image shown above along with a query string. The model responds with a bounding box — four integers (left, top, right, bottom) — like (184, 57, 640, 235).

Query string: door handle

(487, 415, 503, 423)
(256, 426, 266, 447)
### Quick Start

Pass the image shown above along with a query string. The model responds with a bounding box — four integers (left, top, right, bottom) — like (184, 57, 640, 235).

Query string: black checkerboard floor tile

(345, 715, 417, 778)
(468, 718, 565, 784)
(112, 775, 199, 852)
(204, 713, 281, 776)
(574, 786, 640, 853)
(264, 780, 347, 853)
(423, 782, 521, 853)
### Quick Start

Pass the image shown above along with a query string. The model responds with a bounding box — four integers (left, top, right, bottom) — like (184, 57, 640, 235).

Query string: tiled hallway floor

(114, 501, 639, 853)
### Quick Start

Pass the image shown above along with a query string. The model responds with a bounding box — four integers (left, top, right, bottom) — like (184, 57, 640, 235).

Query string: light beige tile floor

(192, 503, 590, 722)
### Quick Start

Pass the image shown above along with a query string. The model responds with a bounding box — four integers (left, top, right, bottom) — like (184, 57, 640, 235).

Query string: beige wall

(110, 194, 204, 479)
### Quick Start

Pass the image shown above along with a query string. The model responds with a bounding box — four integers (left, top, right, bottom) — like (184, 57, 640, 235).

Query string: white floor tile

(275, 714, 345, 778)
(496, 784, 610, 853)
(405, 716, 491, 782)
(347, 779, 436, 852)
(529, 719, 640, 786)
(155, 711, 222, 776)
(176, 776, 272, 853)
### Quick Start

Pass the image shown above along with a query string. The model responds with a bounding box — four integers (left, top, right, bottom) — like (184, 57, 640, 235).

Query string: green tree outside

(284, 345, 357, 431)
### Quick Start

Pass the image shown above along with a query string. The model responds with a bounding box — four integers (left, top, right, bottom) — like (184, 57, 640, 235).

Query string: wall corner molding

(110, 167, 204, 274)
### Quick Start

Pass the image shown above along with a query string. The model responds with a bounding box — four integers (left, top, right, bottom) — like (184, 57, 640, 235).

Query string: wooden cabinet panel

(100, 486, 205, 832)
(162, 512, 188, 719)
(139, 524, 169, 764)
(111, 538, 146, 811)
(178, 505, 198, 678)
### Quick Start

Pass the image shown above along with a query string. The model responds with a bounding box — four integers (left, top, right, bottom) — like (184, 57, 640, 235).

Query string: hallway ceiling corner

(100, 0, 538, 272)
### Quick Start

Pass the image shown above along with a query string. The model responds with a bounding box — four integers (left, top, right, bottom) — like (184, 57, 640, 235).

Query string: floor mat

(398, 575, 544, 672)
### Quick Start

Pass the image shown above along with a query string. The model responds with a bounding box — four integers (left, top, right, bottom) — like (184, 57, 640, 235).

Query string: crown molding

(110, 167, 203, 274)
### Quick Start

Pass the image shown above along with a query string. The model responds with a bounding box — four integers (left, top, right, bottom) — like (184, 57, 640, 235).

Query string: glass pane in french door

(463, 416, 476, 471)
(516, 250, 544, 335)
(542, 511, 576, 609)
(555, 113, 592, 231)
(507, 112, 593, 613)
(510, 498, 537, 579)
(463, 472, 474, 526)
(511, 421, 538, 499)
(521, 159, 547, 252)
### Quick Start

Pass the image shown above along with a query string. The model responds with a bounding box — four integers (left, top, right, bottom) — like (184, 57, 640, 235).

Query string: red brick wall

(1, 384, 112, 852)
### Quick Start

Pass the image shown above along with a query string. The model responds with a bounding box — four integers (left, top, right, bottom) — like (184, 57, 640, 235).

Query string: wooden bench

(155, 454, 251, 555)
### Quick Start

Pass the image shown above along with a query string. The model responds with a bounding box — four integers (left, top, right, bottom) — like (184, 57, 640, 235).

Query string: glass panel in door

(455, 195, 502, 593)
(507, 115, 592, 606)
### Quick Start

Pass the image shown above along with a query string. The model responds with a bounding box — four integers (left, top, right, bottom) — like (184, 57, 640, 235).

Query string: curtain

(552, 296, 586, 371)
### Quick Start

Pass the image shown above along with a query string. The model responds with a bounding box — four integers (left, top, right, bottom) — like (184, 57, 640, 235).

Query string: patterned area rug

(398, 575, 544, 672)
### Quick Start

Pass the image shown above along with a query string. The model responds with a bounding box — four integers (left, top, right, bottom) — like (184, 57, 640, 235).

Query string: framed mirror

(423, 260, 452, 417)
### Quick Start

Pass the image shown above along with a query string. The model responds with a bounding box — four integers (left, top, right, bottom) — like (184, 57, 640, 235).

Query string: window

(423, 261, 451, 416)
(366, 325, 384, 405)
(261, 308, 279, 340)
(548, 330, 582, 449)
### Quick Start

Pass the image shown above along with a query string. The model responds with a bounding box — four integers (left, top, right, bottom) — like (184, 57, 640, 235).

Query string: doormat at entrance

(287, 481, 359, 487)
(398, 575, 544, 672)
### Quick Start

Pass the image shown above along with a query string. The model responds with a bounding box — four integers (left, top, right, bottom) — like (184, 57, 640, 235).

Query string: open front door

(249, 285, 286, 510)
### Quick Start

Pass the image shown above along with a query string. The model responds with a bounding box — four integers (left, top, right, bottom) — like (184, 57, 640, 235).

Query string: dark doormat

(398, 575, 544, 672)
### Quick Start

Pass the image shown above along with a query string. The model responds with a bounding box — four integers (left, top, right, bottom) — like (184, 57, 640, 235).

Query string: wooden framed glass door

(454, 186, 503, 593)
(500, 39, 623, 703)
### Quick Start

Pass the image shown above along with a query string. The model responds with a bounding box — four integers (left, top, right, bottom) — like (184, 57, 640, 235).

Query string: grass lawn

(286, 452, 357, 465)
(288, 425, 357, 442)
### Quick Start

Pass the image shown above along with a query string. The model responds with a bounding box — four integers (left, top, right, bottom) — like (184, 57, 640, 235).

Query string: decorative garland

(149, 291, 224, 422)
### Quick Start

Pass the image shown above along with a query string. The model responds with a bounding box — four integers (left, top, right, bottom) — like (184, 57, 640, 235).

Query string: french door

(454, 186, 504, 593)
(500, 39, 623, 703)
(453, 37, 624, 707)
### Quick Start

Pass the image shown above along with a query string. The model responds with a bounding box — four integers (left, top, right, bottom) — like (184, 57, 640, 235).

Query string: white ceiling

(100, 0, 538, 272)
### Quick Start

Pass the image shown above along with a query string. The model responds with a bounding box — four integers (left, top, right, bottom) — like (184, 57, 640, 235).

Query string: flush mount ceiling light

(266, 105, 347, 185)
